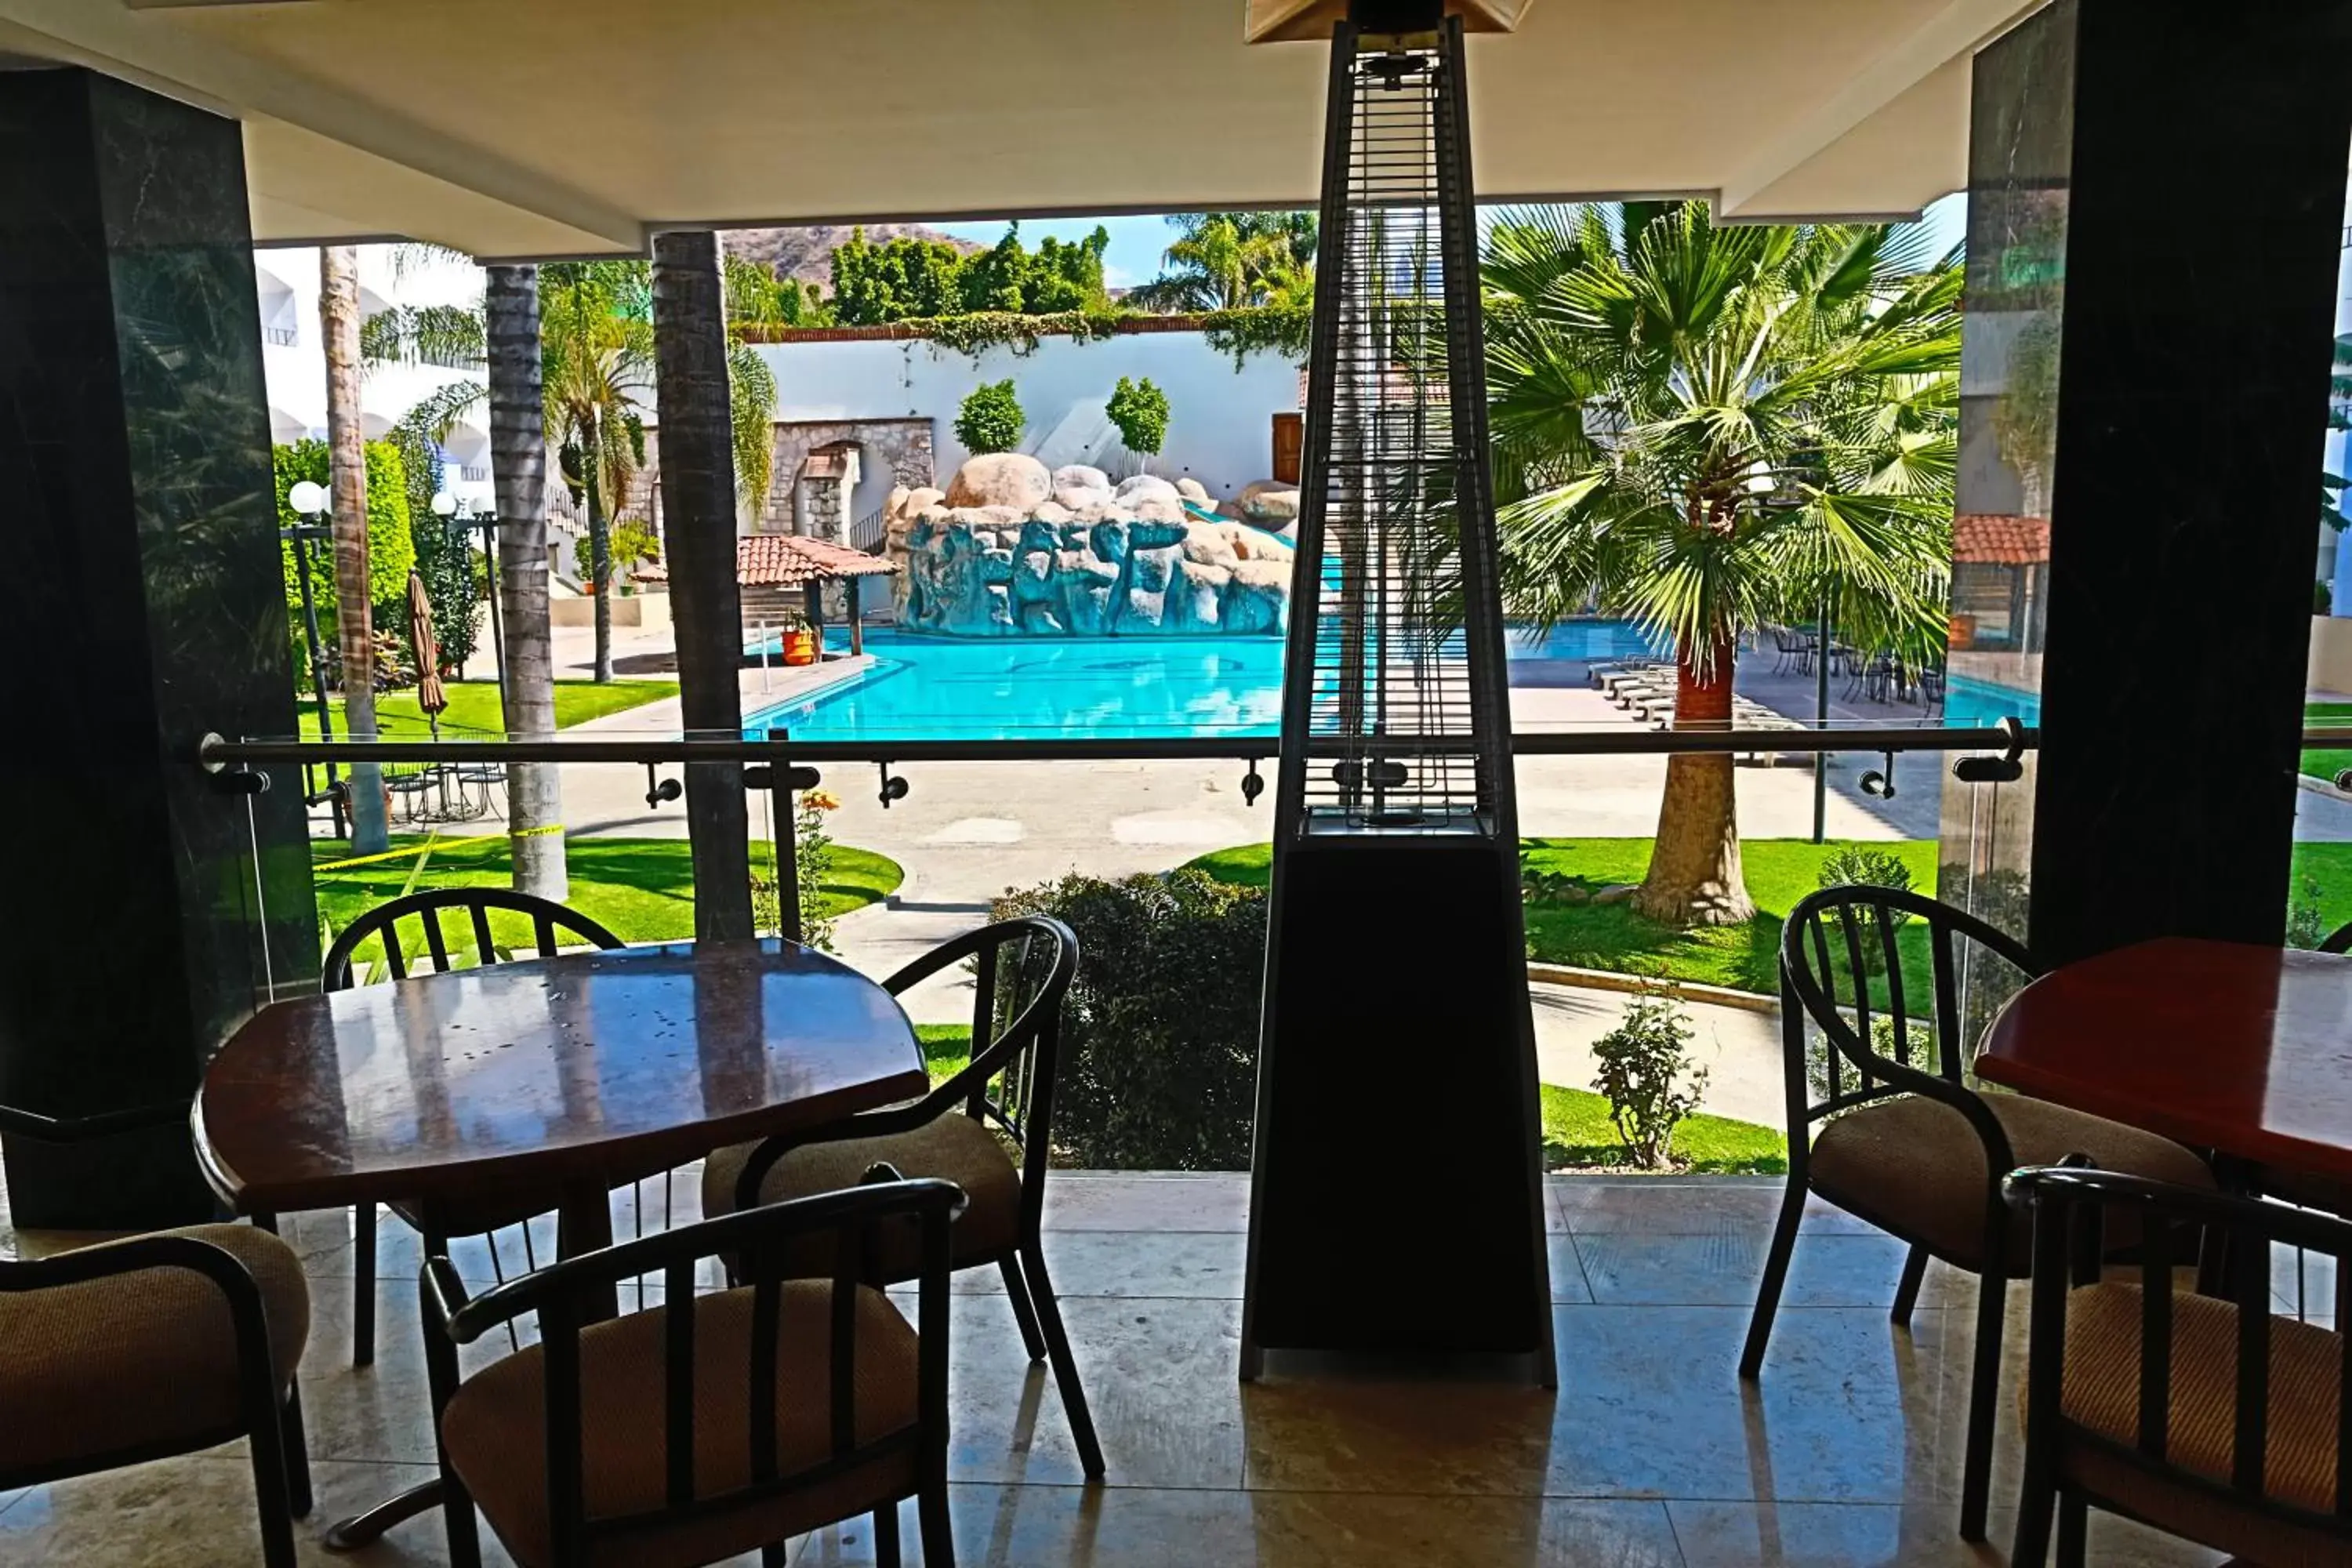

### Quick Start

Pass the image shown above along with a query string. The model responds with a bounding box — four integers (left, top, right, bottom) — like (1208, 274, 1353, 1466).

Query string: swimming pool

(743, 620, 1659, 743)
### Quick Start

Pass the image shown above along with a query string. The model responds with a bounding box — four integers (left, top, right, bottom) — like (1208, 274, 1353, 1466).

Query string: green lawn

(2304, 701, 2352, 784)
(312, 833, 900, 953)
(299, 677, 678, 741)
(1541, 1084, 1785, 1174)
(1187, 837, 1942, 996)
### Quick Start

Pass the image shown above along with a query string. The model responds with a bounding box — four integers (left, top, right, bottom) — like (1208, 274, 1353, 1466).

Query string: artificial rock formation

(885, 456, 1294, 637)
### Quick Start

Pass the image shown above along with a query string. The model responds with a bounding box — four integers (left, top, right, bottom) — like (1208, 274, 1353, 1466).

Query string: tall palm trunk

(1633, 629, 1755, 925)
(321, 246, 388, 854)
(487, 264, 567, 900)
(583, 403, 613, 682)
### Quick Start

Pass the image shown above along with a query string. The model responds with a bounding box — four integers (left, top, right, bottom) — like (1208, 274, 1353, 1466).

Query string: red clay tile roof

(736, 533, 898, 586)
(1952, 514, 2049, 565)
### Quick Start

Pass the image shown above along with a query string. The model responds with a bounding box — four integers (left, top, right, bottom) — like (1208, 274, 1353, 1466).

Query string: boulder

(1054, 485, 1114, 514)
(1030, 499, 1073, 526)
(1173, 559, 1230, 630)
(1128, 519, 1189, 551)
(1223, 557, 1290, 635)
(1012, 550, 1057, 604)
(1181, 521, 1240, 572)
(979, 547, 1015, 584)
(945, 452, 1052, 511)
(1076, 502, 1134, 527)
(886, 484, 911, 519)
(977, 504, 1028, 528)
(1115, 473, 1182, 506)
(1175, 477, 1211, 503)
(1091, 518, 1130, 564)
(1051, 463, 1111, 494)
(904, 486, 946, 515)
(1018, 519, 1061, 555)
(1127, 545, 1178, 595)
(1239, 481, 1301, 523)
(1130, 495, 1187, 526)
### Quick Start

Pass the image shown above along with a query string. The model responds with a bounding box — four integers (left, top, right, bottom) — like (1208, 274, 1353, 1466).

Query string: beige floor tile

(1571, 1231, 1930, 1309)
(1666, 1497, 2228, 1567)
(1550, 1179, 1877, 1238)
(1041, 1174, 1250, 1232)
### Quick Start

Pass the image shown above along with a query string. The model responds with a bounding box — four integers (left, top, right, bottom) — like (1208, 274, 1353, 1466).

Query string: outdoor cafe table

(1974, 937, 2352, 1183)
(193, 938, 927, 1552)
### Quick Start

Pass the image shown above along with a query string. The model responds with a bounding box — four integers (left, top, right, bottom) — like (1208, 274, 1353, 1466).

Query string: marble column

(1956, 2, 2352, 967)
(0, 69, 315, 1225)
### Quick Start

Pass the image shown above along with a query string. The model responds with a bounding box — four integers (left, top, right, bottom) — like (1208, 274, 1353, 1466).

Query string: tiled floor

(0, 1174, 2230, 1566)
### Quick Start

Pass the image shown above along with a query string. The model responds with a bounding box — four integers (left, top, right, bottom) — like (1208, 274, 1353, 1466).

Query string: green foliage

(609, 520, 661, 572)
(954, 379, 1025, 456)
(275, 439, 417, 689)
(2289, 872, 2330, 949)
(829, 223, 1109, 326)
(1198, 303, 1314, 368)
(723, 256, 827, 328)
(1539, 1083, 1784, 1174)
(1130, 212, 1316, 312)
(1105, 376, 1171, 456)
(1589, 988, 1708, 1169)
(991, 869, 1267, 1171)
(360, 303, 485, 370)
(1815, 845, 1915, 973)
(408, 509, 481, 673)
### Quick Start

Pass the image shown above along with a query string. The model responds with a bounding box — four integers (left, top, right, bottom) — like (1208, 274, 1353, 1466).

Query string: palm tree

(319, 245, 390, 853)
(1131, 212, 1316, 311)
(539, 262, 654, 683)
(1485, 203, 1960, 926)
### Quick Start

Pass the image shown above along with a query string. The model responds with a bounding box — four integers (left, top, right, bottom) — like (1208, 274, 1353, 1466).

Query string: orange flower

(802, 789, 840, 811)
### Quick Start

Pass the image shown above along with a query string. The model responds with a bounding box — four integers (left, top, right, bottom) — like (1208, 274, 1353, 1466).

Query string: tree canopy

(827, 223, 1110, 325)
(1130, 212, 1316, 312)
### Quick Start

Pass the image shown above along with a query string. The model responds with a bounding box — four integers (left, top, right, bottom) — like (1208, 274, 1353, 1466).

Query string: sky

(935, 192, 1971, 293)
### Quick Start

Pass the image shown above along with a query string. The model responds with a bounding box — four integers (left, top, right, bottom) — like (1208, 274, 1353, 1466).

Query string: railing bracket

(877, 763, 909, 809)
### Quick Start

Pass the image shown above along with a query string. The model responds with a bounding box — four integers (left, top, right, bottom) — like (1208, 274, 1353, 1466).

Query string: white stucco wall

(751, 330, 1301, 497)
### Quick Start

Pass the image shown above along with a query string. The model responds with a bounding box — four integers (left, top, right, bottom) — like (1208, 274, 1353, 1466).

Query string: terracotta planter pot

(782, 629, 818, 666)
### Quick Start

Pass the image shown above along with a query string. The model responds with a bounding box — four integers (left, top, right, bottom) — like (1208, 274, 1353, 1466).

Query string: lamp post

(432, 488, 506, 725)
(282, 478, 343, 833)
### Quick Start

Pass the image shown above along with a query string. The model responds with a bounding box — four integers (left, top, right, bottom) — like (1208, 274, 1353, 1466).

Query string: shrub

(275, 439, 417, 690)
(1589, 987, 1708, 1170)
(991, 869, 1266, 1170)
(753, 791, 842, 952)
(2289, 872, 2331, 950)
(611, 519, 661, 572)
(953, 379, 1025, 456)
(1105, 375, 1171, 457)
(1815, 844, 1915, 973)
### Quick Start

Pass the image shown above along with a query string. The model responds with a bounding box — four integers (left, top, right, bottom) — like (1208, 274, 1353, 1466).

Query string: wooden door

(1272, 412, 1303, 485)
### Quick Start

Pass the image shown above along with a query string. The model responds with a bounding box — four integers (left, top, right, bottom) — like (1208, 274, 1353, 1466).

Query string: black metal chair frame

(0, 1100, 312, 1567)
(321, 887, 627, 1368)
(2006, 1165, 2352, 1567)
(423, 1175, 966, 1568)
(726, 915, 1105, 1478)
(1743, 884, 2045, 1542)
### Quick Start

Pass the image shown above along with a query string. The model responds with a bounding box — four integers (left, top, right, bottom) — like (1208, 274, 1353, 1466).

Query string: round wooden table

(1975, 936, 2352, 1180)
(194, 938, 927, 1553)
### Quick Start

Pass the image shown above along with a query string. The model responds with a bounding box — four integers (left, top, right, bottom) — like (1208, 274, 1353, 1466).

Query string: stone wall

(764, 419, 932, 535)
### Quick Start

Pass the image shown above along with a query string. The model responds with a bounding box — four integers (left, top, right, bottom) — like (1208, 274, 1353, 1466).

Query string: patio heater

(1240, 0, 1554, 1383)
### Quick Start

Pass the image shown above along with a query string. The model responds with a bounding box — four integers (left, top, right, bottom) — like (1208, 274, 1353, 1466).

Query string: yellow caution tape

(315, 823, 564, 873)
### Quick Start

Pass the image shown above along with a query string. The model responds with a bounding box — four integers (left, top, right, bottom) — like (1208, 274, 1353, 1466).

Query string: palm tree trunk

(584, 404, 613, 683)
(321, 245, 388, 855)
(1633, 629, 1755, 926)
(486, 264, 567, 901)
(652, 229, 754, 942)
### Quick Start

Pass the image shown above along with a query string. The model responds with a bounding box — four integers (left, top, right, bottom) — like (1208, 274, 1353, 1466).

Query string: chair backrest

(426, 1177, 964, 1566)
(1780, 884, 2041, 1126)
(2006, 1165, 2352, 1545)
(882, 916, 1076, 1185)
(2322, 922, 2352, 956)
(322, 888, 624, 991)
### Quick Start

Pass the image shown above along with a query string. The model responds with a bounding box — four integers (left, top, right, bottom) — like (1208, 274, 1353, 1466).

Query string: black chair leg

(281, 1386, 314, 1519)
(354, 1200, 377, 1367)
(1890, 1242, 1929, 1329)
(760, 1545, 789, 1568)
(872, 1500, 902, 1568)
(1021, 1239, 1105, 1478)
(245, 1384, 299, 1568)
(1740, 1182, 1806, 1380)
(2055, 1491, 2087, 1568)
(2010, 1475, 2053, 1568)
(918, 1476, 956, 1568)
(1000, 1252, 1048, 1363)
(1958, 1264, 2009, 1542)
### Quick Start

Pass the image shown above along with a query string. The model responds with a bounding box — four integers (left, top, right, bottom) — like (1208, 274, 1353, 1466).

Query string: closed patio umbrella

(405, 569, 446, 738)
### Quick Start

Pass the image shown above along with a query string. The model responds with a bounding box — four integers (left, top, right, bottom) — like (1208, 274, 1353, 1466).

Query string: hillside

(720, 223, 985, 291)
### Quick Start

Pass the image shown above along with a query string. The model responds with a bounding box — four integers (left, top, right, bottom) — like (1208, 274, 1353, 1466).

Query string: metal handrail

(198, 724, 2056, 769)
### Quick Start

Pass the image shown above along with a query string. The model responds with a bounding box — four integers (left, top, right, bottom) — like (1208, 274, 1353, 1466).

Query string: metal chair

(0, 1100, 312, 1567)
(323, 887, 626, 1367)
(700, 916, 1105, 1477)
(424, 1174, 966, 1568)
(1743, 885, 2217, 1541)
(2006, 1165, 2352, 1568)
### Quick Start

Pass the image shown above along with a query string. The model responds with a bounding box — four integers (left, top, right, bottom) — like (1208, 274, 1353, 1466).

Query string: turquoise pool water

(743, 620, 1660, 742)
(1944, 673, 2042, 728)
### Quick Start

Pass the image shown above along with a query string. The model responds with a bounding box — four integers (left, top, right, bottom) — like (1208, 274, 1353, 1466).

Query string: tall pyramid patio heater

(1240, 0, 1554, 1384)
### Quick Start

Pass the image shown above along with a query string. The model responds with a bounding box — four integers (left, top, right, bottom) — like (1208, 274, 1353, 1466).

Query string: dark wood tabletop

(1975, 937, 2352, 1180)
(194, 938, 927, 1217)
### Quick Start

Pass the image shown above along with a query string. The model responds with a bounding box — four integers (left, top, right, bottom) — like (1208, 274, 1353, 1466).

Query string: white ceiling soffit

(0, 0, 2046, 260)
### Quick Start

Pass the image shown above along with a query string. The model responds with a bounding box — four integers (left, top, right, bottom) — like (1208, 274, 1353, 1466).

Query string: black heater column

(2009, 2, 2352, 964)
(1240, 7, 1553, 1382)
(0, 70, 314, 1225)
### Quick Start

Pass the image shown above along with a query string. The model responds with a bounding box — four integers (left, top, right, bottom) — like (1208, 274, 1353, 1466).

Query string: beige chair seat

(1809, 1091, 2213, 1271)
(2042, 1282, 2352, 1565)
(441, 1280, 917, 1568)
(702, 1112, 1022, 1282)
(0, 1223, 309, 1475)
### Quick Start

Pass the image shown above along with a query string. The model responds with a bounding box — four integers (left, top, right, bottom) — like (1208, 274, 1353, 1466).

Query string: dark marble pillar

(1986, 2, 2352, 965)
(0, 70, 316, 1225)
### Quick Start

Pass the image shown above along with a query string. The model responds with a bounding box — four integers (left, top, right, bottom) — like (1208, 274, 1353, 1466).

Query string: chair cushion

(1808, 1091, 2212, 1271)
(702, 1112, 1022, 1283)
(441, 1280, 918, 1568)
(2036, 1282, 2348, 1559)
(0, 1223, 309, 1476)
